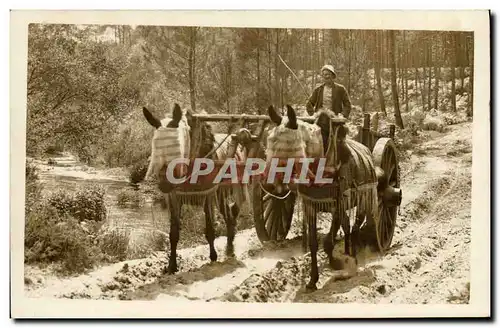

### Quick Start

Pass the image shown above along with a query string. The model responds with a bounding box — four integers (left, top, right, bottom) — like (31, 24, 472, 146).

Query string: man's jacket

(306, 83, 352, 118)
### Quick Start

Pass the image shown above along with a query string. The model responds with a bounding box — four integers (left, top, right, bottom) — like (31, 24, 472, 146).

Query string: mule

(142, 103, 246, 274)
(265, 104, 379, 291)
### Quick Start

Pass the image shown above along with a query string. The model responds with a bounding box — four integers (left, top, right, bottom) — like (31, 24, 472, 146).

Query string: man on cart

(306, 64, 353, 120)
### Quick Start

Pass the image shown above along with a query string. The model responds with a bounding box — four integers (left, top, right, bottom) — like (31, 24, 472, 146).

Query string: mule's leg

(204, 198, 218, 262)
(218, 191, 237, 257)
(167, 200, 181, 274)
(327, 211, 345, 270)
(323, 213, 341, 268)
(306, 210, 319, 291)
(341, 210, 352, 257)
(351, 213, 365, 264)
(302, 216, 308, 252)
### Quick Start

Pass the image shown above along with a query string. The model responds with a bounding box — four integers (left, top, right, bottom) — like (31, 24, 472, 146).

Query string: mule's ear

(286, 105, 298, 129)
(172, 103, 183, 123)
(268, 105, 282, 125)
(143, 107, 161, 129)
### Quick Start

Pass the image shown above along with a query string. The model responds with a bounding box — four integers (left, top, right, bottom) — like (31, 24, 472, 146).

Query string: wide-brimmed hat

(321, 65, 336, 78)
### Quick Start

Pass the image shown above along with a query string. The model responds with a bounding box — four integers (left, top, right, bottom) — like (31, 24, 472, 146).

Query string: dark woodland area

(27, 25, 473, 169)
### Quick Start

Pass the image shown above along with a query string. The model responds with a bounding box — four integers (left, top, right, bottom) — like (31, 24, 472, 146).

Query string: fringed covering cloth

(340, 138, 379, 224)
(295, 110, 379, 227)
(266, 116, 324, 160)
(145, 116, 191, 182)
(145, 113, 247, 214)
(265, 116, 324, 183)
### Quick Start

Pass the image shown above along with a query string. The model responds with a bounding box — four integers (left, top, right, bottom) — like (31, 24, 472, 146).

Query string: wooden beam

(191, 113, 347, 125)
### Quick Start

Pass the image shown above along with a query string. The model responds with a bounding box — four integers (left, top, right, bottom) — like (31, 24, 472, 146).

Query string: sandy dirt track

(24, 122, 472, 304)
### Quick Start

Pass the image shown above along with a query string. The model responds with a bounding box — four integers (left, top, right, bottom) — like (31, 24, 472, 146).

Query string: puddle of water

(34, 154, 165, 233)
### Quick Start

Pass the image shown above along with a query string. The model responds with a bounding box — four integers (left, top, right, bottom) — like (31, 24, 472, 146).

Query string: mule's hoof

(306, 282, 318, 291)
(210, 252, 218, 262)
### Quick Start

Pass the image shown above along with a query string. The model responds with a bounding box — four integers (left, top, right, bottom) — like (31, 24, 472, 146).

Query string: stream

(31, 153, 168, 236)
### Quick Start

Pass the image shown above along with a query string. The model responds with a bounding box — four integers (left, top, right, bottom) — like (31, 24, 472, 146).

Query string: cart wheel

(252, 182, 296, 243)
(372, 137, 400, 253)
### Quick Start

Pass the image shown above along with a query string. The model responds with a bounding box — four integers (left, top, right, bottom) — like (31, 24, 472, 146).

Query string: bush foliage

(116, 189, 145, 208)
(24, 165, 110, 275)
(47, 184, 107, 222)
(25, 160, 43, 216)
(24, 203, 98, 274)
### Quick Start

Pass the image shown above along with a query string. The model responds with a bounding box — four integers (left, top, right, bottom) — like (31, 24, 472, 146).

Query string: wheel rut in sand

(218, 123, 472, 304)
(25, 123, 472, 304)
(123, 233, 308, 301)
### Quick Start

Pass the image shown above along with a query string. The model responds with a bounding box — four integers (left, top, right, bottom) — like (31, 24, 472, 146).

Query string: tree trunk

(421, 67, 427, 111)
(405, 68, 409, 112)
(450, 33, 457, 112)
(267, 30, 272, 104)
(347, 30, 352, 95)
(274, 30, 281, 109)
(375, 31, 386, 115)
(321, 30, 325, 66)
(256, 47, 260, 108)
(414, 67, 419, 97)
(389, 30, 404, 129)
(427, 66, 432, 110)
(468, 35, 474, 116)
(460, 33, 466, 91)
(403, 31, 409, 112)
(398, 43, 404, 103)
(399, 63, 404, 104)
(434, 65, 440, 111)
(460, 65, 465, 91)
(188, 27, 197, 112)
(311, 30, 316, 89)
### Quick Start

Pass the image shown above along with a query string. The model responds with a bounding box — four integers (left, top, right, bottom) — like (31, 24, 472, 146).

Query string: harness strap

(166, 117, 243, 193)
(259, 181, 292, 200)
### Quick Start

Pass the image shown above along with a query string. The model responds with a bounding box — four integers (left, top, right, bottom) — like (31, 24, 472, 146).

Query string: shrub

(102, 117, 152, 169)
(138, 180, 167, 208)
(441, 111, 469, 125)
(24, 203, 98, 274)
(96, 229, 130, 262)
(73, 185, 107, 221)
(25, 160, 43, 215)
(129, 159, 149, 184)
(422, 116, 446, 132)
(44, 143, 64, 155)
(26, 160, 39, 181)
(47, 189, 75, 217)
(127, 230, 167, 260)
(116, 189, 145, 208)
(395, 128, 420, 160)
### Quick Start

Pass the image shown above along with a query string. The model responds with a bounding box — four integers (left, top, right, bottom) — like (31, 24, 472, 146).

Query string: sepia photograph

(10, 10, 490, 318)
